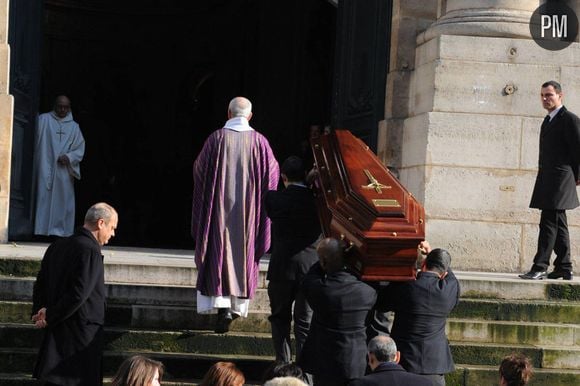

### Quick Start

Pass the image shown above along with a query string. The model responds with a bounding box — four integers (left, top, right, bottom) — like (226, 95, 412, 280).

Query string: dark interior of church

(36, 0, 336, 248)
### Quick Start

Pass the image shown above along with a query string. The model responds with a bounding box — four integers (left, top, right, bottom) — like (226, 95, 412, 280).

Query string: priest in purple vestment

(192, 96, 279, 333)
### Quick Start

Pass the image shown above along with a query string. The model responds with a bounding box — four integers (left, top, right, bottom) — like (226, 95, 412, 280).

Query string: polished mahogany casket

(311, 130, 425, 281)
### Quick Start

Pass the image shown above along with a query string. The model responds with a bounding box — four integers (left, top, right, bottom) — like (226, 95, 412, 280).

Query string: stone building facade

(0, 0, 579, 272)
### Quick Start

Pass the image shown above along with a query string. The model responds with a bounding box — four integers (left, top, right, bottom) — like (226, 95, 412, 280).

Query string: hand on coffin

(306, 166, 319, 186)
(418, 240, 431, 255)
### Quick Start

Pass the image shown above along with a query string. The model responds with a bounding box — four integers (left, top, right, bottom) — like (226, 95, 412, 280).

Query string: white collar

(224, 116, 254, 132)
(548, 105, 563, 121)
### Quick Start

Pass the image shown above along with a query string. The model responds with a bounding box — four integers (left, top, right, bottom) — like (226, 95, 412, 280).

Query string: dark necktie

(540, 115, 550, 134)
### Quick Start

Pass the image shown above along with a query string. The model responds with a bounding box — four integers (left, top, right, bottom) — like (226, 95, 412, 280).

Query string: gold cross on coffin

(361, 169, 391, 194)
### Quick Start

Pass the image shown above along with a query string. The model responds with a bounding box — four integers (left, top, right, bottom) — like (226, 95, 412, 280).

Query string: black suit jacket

(530, 106, 580, 210)
(32, 227, 106, 386)
(265, 184, 321, 281)
(379, 270, 460, 375)
(299, 263, 378, 383)
(348, 362, 433, 386)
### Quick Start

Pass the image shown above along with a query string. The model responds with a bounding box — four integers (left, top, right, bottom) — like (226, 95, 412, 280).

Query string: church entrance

(18, 0, 336, 248)
(8, 0, 391, 249)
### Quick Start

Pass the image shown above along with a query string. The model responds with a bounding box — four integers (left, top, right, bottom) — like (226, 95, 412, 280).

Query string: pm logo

(530, 1, 578, 51)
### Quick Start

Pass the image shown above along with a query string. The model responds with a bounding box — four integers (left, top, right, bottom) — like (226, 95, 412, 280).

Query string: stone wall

(0, 0, 13, 243)
(400, 33, 580, 272)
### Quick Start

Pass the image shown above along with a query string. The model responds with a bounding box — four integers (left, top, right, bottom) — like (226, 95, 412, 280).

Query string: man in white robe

(34, 95, 85, 237)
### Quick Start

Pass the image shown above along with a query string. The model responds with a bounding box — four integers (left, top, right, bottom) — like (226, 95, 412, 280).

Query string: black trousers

(532, 209, 573, 272)
(268, 279, 313, 363)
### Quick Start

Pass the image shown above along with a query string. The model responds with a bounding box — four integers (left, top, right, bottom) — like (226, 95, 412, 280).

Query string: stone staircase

(0, 243, 579, 385)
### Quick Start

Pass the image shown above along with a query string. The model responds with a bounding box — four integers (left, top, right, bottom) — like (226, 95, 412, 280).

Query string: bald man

(192, 96, 279, 333)
(34, 95, 85, 238)
(299, 238, 378, 386)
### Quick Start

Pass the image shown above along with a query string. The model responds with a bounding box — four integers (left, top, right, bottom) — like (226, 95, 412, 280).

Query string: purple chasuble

(192, 128, 279, 299)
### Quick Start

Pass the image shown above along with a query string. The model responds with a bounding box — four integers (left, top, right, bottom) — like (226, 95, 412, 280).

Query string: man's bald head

(317, 237, 345, 273)
(228, 96, 253, 120)
(54, 95, 71, 118)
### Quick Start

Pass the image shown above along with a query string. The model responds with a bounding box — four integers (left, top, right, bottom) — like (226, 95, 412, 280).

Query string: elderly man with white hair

(348, 336, 432, 386)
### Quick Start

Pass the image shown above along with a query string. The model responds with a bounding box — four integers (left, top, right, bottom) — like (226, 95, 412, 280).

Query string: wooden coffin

(311, 130, 425, 281)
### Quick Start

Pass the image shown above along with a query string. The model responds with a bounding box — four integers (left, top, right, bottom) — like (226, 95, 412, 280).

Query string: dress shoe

(547, 270, 573, 280)
(518, 270, 547, 280)
(214, 308, 240, 333)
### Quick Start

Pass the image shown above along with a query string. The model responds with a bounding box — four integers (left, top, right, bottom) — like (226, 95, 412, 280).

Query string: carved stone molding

(418, 0, 538, 44)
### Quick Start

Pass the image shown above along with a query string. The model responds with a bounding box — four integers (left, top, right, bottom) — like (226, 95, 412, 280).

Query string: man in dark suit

(31, 202, 118, 386)
(299, 238, 378, 386)
(378, 242, 459, 386)
(265, 155, 322, 363)
(348, 335, 432, 386)
(520, 80, 580, 281)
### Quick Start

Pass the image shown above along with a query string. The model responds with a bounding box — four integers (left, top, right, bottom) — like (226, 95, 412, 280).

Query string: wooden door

(331, 0, 392, 152)
(8, 0, 43, 239)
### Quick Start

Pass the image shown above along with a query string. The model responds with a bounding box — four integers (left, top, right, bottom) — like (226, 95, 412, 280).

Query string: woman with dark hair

(200, 361, 245, 386)
(111, 355, 163, 386)
(499, 353, 533, 386)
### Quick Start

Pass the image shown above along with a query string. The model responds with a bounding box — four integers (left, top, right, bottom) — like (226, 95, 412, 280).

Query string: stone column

(379, 0, 438, 172)
(0, 0, 13, 243)
(418, 0, 538, 44)
(400, 0, 580, 272)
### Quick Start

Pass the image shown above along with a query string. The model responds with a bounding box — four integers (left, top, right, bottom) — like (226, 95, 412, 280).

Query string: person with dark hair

(299, 238, 378, 386)
(377, 241, 460, 386)
(265, 155, 322, 363)
(499, 353, 533, 386)
(31, 202, 118, 386)
(520, 80, 580, 281)
(111, 355, 164, 386)
(199, 361, 245, 386)
(348, 336, 431, 386)
(262, 361, 307, 383)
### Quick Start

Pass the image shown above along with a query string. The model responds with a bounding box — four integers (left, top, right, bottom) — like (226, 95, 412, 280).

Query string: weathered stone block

(424, 166, 538, 224)
(403, 112, 523, 169)
(438, 34, 580, 67)
(425, 218, 521, 272)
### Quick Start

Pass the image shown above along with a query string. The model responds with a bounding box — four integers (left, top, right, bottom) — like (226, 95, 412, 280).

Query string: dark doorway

(37, 0, 336, 248)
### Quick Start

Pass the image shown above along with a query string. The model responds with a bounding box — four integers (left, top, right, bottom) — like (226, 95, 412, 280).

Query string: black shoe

(214, 309, 239, 333)
(547, 270, 573, 280)
(518, 270, 547, 280)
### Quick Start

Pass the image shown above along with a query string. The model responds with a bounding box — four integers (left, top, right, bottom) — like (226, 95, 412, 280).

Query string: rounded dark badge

(530, 1, 578, 51)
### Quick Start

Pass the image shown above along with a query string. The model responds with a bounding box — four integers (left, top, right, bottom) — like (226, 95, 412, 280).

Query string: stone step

(1, 243, 579, 301)
(449, 364, 580, 386)
(1, 324, 578, 370)
(452, 298, 580, 324)
(0, 276, 271, 311)
(3, 275, 579, 327)
(0, 245, 268, 288)
(447, 318, 580, 346)
(3, 299, 580, 339)
(0, 347, 274, 382)
(450, 342, 580, 370)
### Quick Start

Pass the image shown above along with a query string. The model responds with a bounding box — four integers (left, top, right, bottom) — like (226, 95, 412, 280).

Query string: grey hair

(84, 202, 117, 225)
(264, 377, 308, 386)
(368, 335, 397, 363)
(228, 97, 252, 118)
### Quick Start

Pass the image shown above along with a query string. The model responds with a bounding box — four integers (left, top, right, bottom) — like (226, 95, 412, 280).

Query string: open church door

(8, 0, 44, 239)
(331, 0, 392, 152)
